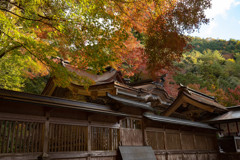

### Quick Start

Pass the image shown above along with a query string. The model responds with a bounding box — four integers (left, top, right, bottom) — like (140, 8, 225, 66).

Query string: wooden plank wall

(215, 121, 240, 136)
(146, 128, 219, 160)
(119, 118, 143, 146)
(120, 129, 142, 146)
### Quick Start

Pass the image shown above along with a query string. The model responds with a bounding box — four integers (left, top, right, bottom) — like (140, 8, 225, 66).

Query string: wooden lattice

(48, 124, 87, 152)
(0, 120, 44, 153)
(91, 127, 119, 151)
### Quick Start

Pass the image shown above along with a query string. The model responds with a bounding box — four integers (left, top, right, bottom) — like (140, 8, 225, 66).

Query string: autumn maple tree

(0, 0, 211, 88)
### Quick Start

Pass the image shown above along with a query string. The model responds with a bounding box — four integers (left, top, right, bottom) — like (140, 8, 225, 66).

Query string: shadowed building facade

(0, 66, 229, 160)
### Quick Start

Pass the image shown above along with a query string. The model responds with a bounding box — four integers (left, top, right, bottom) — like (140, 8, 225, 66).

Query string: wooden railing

(0, 120, 44, 153)
(0, 119, 120, 154)
(48, 124, 88, 152)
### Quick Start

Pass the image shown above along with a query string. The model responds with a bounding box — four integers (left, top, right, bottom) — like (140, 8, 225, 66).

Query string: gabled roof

(42, 59, 124, 96)
(65, 64, 125, 85)
(163, 85, 227, 118)
(42, 64, 173, 110)
(185, 87, 226, 110)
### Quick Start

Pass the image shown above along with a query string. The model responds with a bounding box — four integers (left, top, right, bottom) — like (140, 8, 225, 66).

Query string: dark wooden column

(41, 111, 50, 160)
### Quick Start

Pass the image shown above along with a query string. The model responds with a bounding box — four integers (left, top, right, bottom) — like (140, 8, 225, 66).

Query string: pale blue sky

(189, 0, 240, 40)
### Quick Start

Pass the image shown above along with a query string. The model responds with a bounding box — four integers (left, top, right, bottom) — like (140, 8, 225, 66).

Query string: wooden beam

(70, 82, 116, 97)
(163, 95, 184, 116)
(0, 112, 45, 122)
(48, 84, 56, 96)
(164, 94, 214, 117)
(90, 91, 98, 100)
(89, 83, 115, 91)
(42, 78, 56, 96)
(0, 153, 41, 160)
(183, 96, 214, 113)
(69, 83, 117, 97)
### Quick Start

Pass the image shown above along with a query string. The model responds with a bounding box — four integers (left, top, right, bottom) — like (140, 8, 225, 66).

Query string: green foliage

(0, 0, 129, 87)
(173, 39, 240, 106)
(0, 52, 47, 93)
(0, 53, 26, 91)
(174, 49, 240, 91)
(0, 0, 211, 87)
(190, 37, 240, 54)
(23, 76, 49, 94)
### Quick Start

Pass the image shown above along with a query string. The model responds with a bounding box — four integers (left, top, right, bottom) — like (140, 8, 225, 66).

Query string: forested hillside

(171, 37, 240, 107)
(190, 37, 240, 54)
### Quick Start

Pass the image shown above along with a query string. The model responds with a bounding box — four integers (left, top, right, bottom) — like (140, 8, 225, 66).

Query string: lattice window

(121, 118, 141, 129)
(91, 127, 119, 151)
(0, 120, 44, 153)
(48, 124, 87, 152)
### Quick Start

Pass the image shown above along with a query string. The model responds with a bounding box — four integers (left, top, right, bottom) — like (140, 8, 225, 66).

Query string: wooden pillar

(142, 119, 146, 146)
(87, 116, 91, 160)
(193, 131, 198, 160)
(163, 125, 167, 150)
(179, 129, 184, 159)
(41, 111, 50, 160)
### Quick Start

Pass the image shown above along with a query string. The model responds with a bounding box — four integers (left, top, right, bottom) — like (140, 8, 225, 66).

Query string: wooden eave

(163, 92, 227, 117)
(144, 112, 216, 130)
(107, 93, 154, 111)
(0, 89, 127, 117)
(207, 110, 240, 123)
(69, 81, 117, 97)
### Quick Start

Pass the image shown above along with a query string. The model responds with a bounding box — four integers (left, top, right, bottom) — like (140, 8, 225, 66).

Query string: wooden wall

(214, 121, 240, 136)
(120, 129, 142, 146)
(0, 106, 120, 160)
(119, 118, 143, 146)
(145, 127, 218, 160)
(0, 101, 220, 160)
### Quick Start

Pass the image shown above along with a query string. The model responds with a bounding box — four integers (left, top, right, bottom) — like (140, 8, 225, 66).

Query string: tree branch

(0, 29, 50, 71)
(0, 45, 22, 59)
(6, 0, 25, 11)
(0, 8, 61, 32)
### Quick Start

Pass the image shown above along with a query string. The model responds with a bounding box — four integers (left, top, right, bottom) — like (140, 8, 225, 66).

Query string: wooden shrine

(0, 62, 229, 160)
